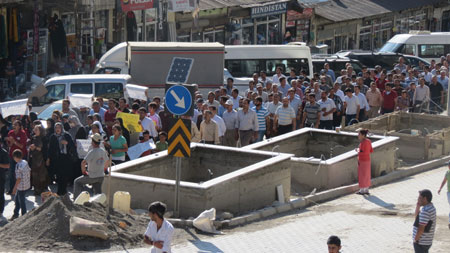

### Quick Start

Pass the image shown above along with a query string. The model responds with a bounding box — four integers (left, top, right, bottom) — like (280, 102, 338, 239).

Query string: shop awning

(315, 0, 446, 22)
(0, 0, 24, 3)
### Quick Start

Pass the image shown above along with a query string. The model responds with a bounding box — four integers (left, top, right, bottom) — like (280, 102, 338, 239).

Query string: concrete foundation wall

(345, 112, 450, 161)
(103, 144, 293, 217)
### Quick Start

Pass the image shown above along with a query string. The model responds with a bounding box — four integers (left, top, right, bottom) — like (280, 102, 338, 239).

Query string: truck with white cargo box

(94, 42, 225, 88)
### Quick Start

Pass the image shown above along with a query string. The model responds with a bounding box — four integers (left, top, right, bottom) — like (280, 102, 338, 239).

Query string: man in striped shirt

(273, 97, 296, 136)
(252, 96, 269, 142)
(413, 189, 436, 253)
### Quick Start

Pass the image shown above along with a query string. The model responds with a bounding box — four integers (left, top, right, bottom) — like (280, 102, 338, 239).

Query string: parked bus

(379, 31, 450, 62)
(224, 43, 313, 86)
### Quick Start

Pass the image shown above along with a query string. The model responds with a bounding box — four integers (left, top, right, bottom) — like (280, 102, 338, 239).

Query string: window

(225, 59, 310, 78)
(265, 59, 309, 77)
(400, 44, 416, 56)
(94, 67, 122, 74)
(419, 44, 448, 58)
(70, 83, 93, 94)
(95, 82, 124, 100)
(225, 60, 261, 78)
(44, 84, 65, 102)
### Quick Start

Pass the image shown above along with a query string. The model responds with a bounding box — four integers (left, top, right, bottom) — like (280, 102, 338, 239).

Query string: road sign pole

(174, 156, 181, 218)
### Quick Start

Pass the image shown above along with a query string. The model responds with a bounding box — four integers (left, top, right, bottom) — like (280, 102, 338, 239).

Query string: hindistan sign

(251, 2, 288, 18)
(121, 0, 154, 12)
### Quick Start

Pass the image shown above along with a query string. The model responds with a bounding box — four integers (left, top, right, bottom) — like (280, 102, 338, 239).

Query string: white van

(379, 31, 450, 62)
(224, 43, 313, 86)
(31, 74, 132, 105)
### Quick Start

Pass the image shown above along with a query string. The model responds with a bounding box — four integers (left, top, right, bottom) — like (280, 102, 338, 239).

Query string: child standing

(156, 131, 168, 152)
(438, 161, 450, 229)
(10, 149, 31, 221)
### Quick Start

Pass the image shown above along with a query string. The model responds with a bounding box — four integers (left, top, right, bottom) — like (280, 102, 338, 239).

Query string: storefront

(285, 8, 312, 44)
(228, 1, 287, 45)
(134, 8, 158, 42)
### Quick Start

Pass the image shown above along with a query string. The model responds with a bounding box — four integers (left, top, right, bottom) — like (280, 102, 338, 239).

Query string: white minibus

(224, 43, 313, 86)
(379, 31, 450, 62)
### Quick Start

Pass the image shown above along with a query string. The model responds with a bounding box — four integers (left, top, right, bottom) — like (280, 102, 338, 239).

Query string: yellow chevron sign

(168, 119, 191, 157)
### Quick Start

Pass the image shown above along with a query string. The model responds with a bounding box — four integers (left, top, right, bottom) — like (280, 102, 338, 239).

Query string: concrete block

(291, 198, 307, 209)
(275, 203, 293, 213)
(260, 207, 277, 218)
(228, 216, 248, 227)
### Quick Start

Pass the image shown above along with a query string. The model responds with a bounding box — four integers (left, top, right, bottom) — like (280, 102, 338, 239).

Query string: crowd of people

(0, 53, 449, 252)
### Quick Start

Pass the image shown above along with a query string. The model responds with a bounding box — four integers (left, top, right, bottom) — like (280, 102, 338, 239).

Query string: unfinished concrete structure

(103, 144, 293, 217)
(244, 128, 398, 194)
(345, 112, 450, 161)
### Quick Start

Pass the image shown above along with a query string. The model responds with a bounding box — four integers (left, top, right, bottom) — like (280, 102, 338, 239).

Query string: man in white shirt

(354, 86, 370, 122)
(139, 107, 158, 138)
(413, 77, 430, 113)
(333, 82, 345, 101)
(222, 100, 238, 147)
(144, 201, 174, 253)
(230, 88, 242, 109)
(318, 91, 336, 130)
(343, 88, 360, 126)
(272, 67, 286, 85)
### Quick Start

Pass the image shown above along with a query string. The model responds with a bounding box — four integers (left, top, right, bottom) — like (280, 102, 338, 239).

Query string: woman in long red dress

(356, 129, 373, 195)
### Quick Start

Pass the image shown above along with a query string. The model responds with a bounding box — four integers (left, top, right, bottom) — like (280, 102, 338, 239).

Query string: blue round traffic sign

(165, 85, 193, 116)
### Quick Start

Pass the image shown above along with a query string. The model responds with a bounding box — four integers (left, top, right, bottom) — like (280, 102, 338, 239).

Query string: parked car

(37, 100, 62, 120)
(335, 51, 430, 70)
(30, 74, 132, 106)
(312, 55, 364, 76)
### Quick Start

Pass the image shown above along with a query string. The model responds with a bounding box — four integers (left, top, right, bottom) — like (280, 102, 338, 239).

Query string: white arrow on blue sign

(165, 85, 193, 116)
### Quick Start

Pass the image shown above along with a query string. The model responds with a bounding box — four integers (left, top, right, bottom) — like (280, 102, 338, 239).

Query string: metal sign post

(174, 156, 181, 217)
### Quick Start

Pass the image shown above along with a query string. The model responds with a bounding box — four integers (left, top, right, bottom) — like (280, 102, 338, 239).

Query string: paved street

(3, 167, 450, 252)
(159, 166, 450, 253)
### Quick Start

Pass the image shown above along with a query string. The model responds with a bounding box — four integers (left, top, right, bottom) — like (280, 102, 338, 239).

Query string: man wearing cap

(73, 133, 109, 200)
(343, 88, 360, 126)
(256, 83, 268, 102)
(222, 100, 238, 147)
(413, 189, 436, 253)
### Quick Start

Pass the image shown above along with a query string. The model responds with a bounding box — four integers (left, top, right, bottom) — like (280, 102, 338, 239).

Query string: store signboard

(251, 2, 287, 18)
(121, 0, 154, 12)
(168, 0, 197, 13)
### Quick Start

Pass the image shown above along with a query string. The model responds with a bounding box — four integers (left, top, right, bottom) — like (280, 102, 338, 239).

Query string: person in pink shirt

(356, 128, 373, 195)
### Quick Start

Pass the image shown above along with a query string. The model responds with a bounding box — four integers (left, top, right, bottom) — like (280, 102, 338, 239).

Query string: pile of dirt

(0, 196, 150, 251)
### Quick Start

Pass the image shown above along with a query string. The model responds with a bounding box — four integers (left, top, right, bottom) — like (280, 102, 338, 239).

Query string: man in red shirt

(381, 83, 398, 114)
(6, 120, 28, 194)
(376, 72, 388, 92)
(104, 99, 120, 136)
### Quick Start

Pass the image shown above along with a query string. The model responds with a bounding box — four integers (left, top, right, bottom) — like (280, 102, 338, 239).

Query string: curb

(169, 155, 450, 229)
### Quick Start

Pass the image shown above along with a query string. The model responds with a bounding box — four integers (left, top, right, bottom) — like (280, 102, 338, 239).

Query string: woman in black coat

(47, 122, 76, 195)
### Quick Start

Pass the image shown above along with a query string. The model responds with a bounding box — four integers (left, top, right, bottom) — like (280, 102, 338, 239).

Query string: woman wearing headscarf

(114, 118, 130, 147)
(46, 118, 55, 139)
(68, 115, 87, 183)
(29, 124, 49, 195)
(89, 121, 107, 141)
(47, 122, 76, 195)
(68, 116, 87, 140)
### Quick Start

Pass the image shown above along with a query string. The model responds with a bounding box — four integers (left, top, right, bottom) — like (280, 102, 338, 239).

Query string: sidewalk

(130, 166, 450, 253)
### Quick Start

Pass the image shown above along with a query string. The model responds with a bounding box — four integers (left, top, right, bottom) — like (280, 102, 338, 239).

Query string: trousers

(73, 175, 104, 200)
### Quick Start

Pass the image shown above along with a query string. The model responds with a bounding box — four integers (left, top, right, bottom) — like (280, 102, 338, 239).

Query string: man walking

(343, 88, 360, 126)
(274, 97, 296, 135)
(318, 91, 336, 130)
(222, 100, 238, 147)
(73, 134, 109, 200)
(200, 110, 220, 145)
(366, 82, 382, 118)
(252, 97, 269, 142)
(301, 93, 321, 128)
(235, 98, 258, 147)
(413, 78, 430, 113)
(381, 83, 398, 115)
(413, 189, 436, 253)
